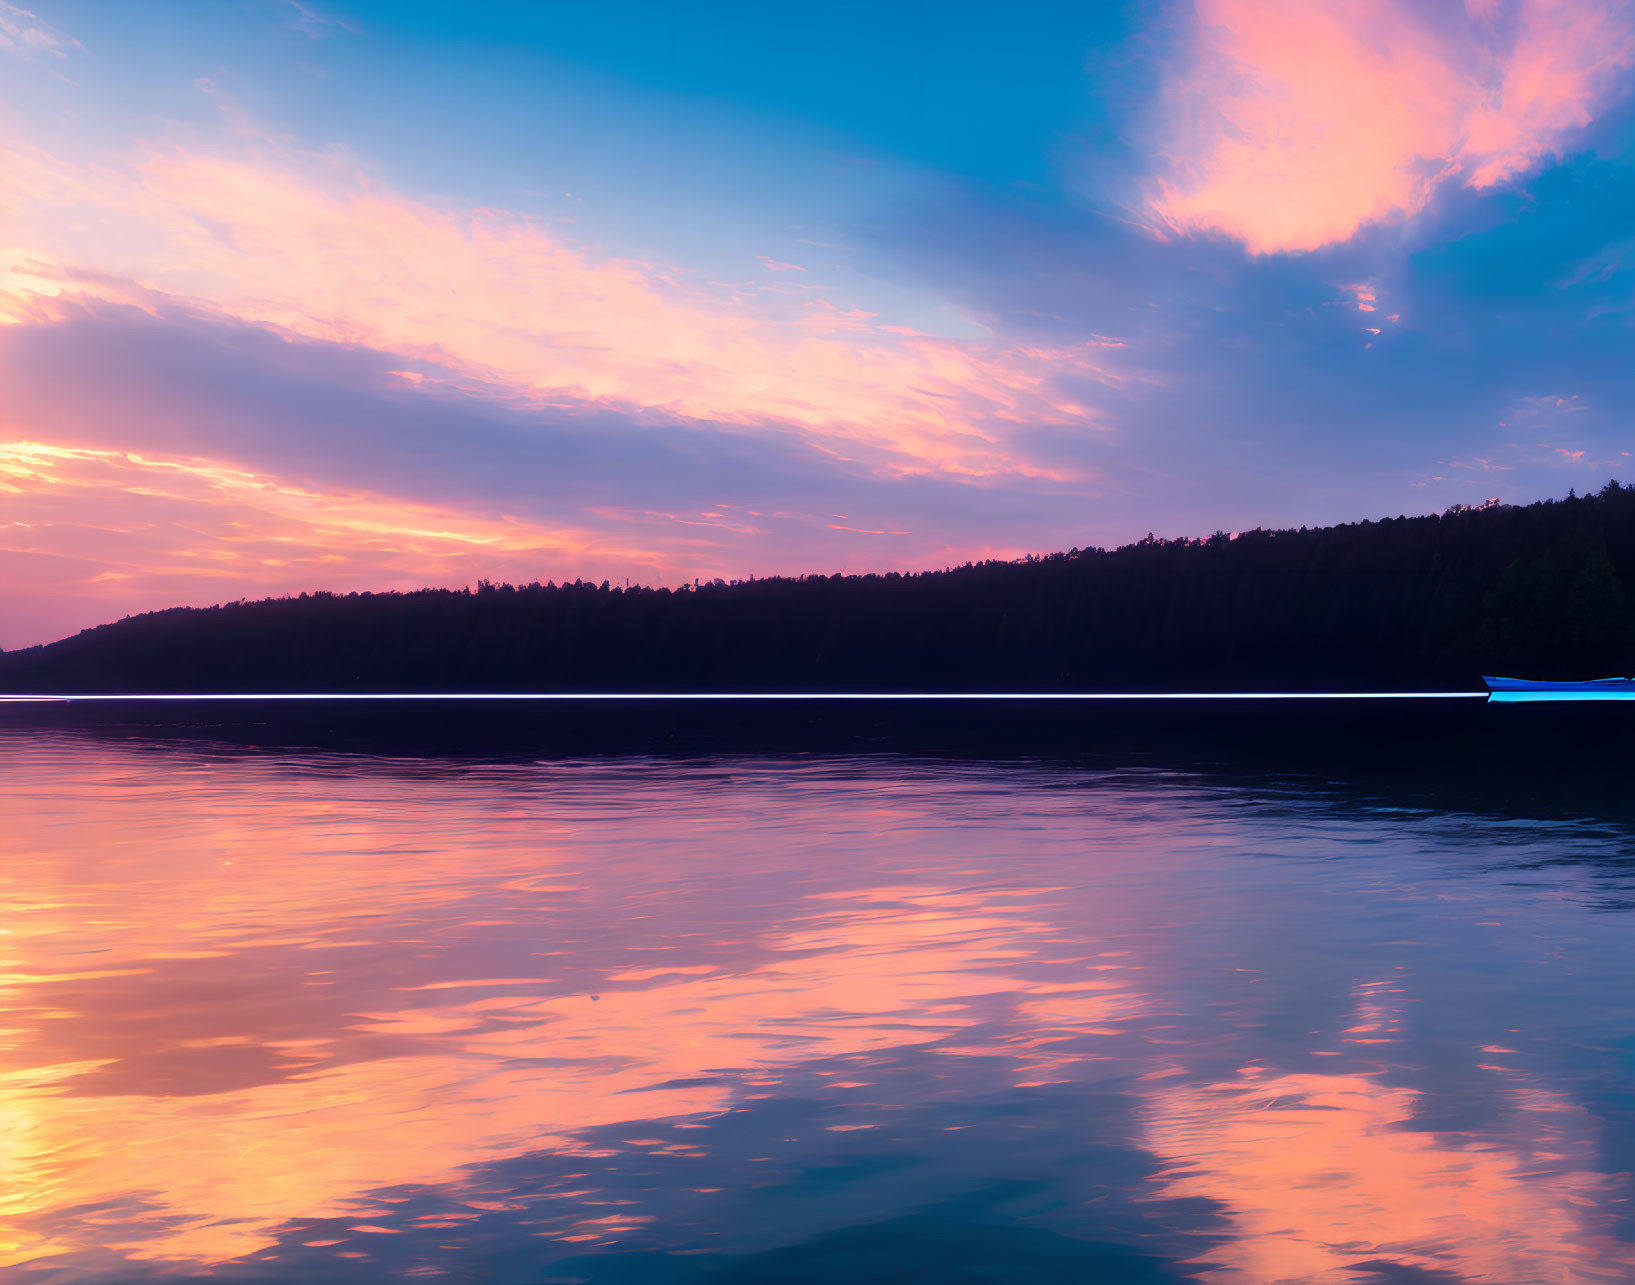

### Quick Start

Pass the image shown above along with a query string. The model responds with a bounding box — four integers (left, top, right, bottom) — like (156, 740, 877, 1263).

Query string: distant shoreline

(3, 484, 1631, 696)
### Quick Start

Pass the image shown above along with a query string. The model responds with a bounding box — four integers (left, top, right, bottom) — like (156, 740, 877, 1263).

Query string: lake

(5, 713, 1635, 1283)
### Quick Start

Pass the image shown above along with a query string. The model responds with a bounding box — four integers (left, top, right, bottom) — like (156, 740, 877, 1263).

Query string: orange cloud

(0, 428, 1068, 648)
(0, 134, 1120, 480)
(1153, 0, 1635, 254)
(0, 440, 673, 646)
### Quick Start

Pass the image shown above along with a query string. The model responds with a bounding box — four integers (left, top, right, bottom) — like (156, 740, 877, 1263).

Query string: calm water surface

(5, 730, 1635, 1282)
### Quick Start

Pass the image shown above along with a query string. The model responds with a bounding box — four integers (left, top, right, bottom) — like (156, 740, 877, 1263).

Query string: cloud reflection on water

(2, 738, 1634, 1281)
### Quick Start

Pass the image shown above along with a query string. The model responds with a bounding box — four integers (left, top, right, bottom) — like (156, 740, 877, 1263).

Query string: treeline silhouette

(4, 483, 1634, 693)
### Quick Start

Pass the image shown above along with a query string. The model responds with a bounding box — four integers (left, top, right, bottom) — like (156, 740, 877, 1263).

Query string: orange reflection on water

(7, 742, 1635, 1281)
(0, 751, 1151, 1270)
(1145, 1056, 1633, 1280)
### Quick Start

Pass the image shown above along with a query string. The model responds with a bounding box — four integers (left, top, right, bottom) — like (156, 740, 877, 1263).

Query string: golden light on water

(2, 737, 1632, 1279)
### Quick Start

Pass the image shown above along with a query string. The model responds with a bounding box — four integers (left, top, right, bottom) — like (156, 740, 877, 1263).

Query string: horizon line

(0, 691, 1495, 703)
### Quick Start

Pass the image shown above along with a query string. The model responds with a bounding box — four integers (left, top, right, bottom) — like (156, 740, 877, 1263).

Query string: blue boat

(1484, 675, 1635, 700)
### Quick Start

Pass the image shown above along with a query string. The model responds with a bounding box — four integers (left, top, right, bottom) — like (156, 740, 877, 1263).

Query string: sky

(2, 0, 1634, 647)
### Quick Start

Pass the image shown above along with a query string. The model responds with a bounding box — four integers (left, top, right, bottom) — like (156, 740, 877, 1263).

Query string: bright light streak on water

(0, 691, 1493, 702)
(3, 732, 1635, 1281)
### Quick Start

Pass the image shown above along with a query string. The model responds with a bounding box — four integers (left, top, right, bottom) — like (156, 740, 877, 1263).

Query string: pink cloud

(1, 135, 1121, 482)
(0, 439, 667, 647)
(0, 1, 79, 61)
(0, 116, 1131, 644)
(0, 428, 1061, 647)
(1153, 0, 1635, 254)
(1463, 0, 1635, 186)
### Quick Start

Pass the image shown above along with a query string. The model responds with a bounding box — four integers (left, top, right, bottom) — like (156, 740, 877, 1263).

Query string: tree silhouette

(3, 483, 1633, 694)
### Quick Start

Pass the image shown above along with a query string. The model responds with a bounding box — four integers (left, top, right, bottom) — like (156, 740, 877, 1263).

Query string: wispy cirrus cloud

(0, 0, 79, 61)
(0, 293, 1102, 647)
(282, 1, 360, 39)
(1152, 0, 1635, 254)
(0, 129, 1122, 483)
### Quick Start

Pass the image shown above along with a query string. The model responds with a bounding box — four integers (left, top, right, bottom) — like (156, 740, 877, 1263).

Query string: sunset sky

(3, 0, 1635, 647)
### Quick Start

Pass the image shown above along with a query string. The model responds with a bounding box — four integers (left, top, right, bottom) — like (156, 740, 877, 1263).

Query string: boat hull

(1483, 676, 1635, 692)
(1483, 675, 1635, 701)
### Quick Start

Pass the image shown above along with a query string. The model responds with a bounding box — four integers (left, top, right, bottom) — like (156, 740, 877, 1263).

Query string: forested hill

(4, 484, 1635, 694)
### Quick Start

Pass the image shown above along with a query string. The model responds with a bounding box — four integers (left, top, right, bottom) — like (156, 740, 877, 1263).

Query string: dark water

(6, 721, 1635, 1283)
